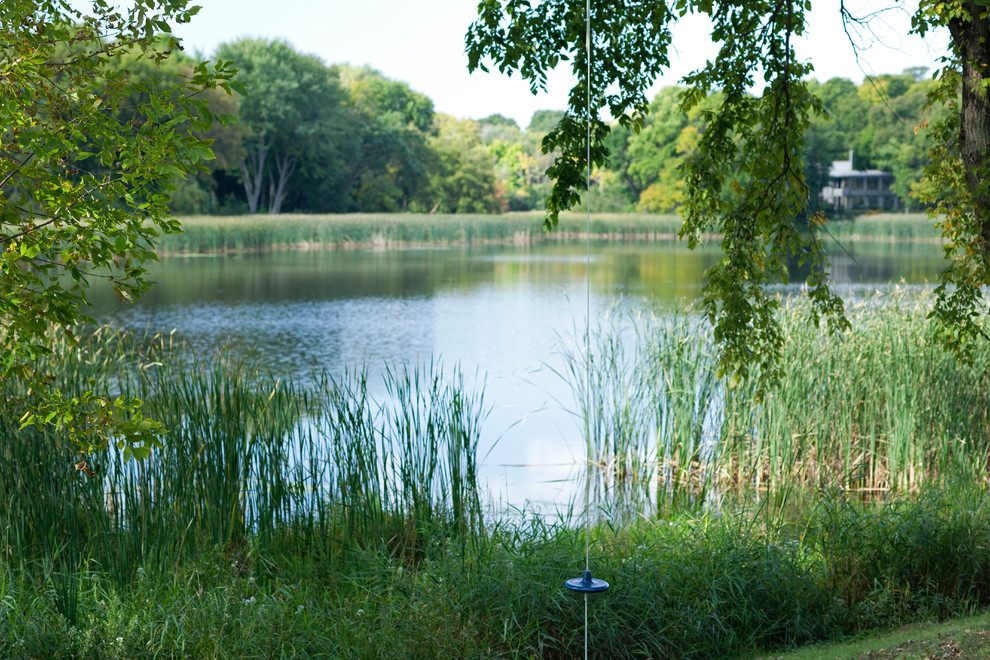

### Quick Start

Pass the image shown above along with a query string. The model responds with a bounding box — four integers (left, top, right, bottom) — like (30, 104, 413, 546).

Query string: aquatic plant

(563, 289, 990, 514)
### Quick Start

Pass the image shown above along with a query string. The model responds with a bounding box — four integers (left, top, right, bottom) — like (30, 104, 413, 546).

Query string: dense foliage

(172, 37, 938, 218)
(465, 0, 984, 393)
(184, 40, 501, 216)
(186, 47, 940, 221)
(0, 0, 235, 452)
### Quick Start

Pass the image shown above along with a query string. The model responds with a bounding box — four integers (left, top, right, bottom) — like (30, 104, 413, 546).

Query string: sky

(168, 0, 951, 129)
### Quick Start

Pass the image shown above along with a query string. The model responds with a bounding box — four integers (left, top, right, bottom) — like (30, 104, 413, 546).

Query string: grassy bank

(159, 212, 685, 253)
(822, 213, 943, 241)
(748, 612, 990, 659)
(2, 485, 988, 658)
(157, 211, 943, 254)
(3, 294, 989, 657)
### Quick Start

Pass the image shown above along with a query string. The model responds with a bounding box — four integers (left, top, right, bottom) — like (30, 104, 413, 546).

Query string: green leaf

(0, 0, 234, 456)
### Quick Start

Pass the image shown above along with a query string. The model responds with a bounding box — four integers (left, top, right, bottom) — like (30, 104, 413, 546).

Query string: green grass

(157, 211, 942, 254)
(822, 213, 943, 241)
(157, 212, 687, 253)
(0, 330, 486, 585)
(3, 294, 990, 657)
(563, 289, 990, 515)
(1, 489, 989, 658)
(743, 612, 990, 659)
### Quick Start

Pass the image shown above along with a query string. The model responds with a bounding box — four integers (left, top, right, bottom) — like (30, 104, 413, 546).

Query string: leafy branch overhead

(0, 0, 238, 454)
(467, 0, 987, 394)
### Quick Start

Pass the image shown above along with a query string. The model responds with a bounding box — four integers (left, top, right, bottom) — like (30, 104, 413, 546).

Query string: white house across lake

(820, 150, 900, 211)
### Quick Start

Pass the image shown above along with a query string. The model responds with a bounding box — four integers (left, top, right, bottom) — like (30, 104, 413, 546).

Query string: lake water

(86, 240, 946, 514)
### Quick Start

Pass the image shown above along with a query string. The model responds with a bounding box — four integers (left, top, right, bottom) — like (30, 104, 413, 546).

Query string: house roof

(828, 160, 892, 179)
(830, 169, 893, 178)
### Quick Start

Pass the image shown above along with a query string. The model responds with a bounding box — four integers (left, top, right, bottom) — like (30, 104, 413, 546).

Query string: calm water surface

(87, 240, 946, 513)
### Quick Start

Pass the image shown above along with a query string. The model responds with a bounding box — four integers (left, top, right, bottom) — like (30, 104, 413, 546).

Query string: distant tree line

(167, 37, 939, 216)
(601, 68, 942, 214)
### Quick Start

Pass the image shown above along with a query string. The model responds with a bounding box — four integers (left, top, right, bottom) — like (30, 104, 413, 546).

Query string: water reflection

(85, 240, 947, 515)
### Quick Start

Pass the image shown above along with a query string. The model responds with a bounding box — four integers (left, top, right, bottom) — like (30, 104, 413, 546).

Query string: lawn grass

(743, 611, 990, 659)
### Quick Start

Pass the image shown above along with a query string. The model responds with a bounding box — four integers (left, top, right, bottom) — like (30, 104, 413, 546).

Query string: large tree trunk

(240, 137, 271, 214)
(949, 6, 990, 258)
(266, 152, 296, 215)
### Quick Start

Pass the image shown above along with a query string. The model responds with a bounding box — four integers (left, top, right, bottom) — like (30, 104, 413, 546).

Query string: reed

(555, 305, 721, 519)
(3, 324, 990, 657)
(5, 289, 990, 656)
(562, 289, 990, 512)
(296, 363, 487, 564)
(0, 330, 487, 588)
(158, 212, 685, 253)
(156, 212, 936, 254)
(728, 290, 990, 493)
(822, 213, 942, 241)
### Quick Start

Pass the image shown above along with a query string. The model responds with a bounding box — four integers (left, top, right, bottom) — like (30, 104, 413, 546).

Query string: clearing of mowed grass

(744, 612, 990, 659)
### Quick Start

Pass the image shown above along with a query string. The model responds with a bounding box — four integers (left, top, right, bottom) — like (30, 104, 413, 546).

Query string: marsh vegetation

(157, 212, 941, 253)
(3, 288, 989, 658)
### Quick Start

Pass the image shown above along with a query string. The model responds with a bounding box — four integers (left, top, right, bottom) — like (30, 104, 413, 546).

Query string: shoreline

(153, 211, 945, 256)
(153, 231, 714, 255)
(153, 232, 946, 256)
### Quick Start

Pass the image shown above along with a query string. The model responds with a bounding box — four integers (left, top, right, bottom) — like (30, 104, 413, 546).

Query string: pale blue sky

(170, 0, 949, 128)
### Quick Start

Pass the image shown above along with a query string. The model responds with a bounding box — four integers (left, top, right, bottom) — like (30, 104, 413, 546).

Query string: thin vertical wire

(583, 0, 592, 658)
(584, 591, 589, 660)
(584, 0, 592, 577)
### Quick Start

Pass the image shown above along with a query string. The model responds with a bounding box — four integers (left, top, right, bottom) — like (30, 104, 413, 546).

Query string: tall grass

(0, 330, 486, 599)
(159, 212, 685, 253)
(158, 212, 938, 254)
(4, 486, 989, 658)
(4, 296, 990, 657)
(4, 486, 990, 658)
(556, 307, 721, 519)
(823, 212, 943, 241)
(563, 289, 990, 514)
(728, 290, 990, 492)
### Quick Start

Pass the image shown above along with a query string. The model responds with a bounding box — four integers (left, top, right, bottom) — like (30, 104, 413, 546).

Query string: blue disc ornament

(564, 570, 609, 593)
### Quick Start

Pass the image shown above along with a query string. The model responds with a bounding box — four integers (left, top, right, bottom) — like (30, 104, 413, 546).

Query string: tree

(803, 77, 867, 194)
(466, 0, 982, 392)
(528, 110, 567, 133)
(864, 79, 937, 210)
(215, 38, 346, 215)
(418, 115, 500, 213)
(108, 43, 246, 215)
(280, 104, 360, 214)
(335, 65, 435, 212)
(477, 114, 522, 145)
(623, 86, 708, 213)
(802, 74, 939, 212)
(479, 113, 520, 129)
(0, 0, 236, 455)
